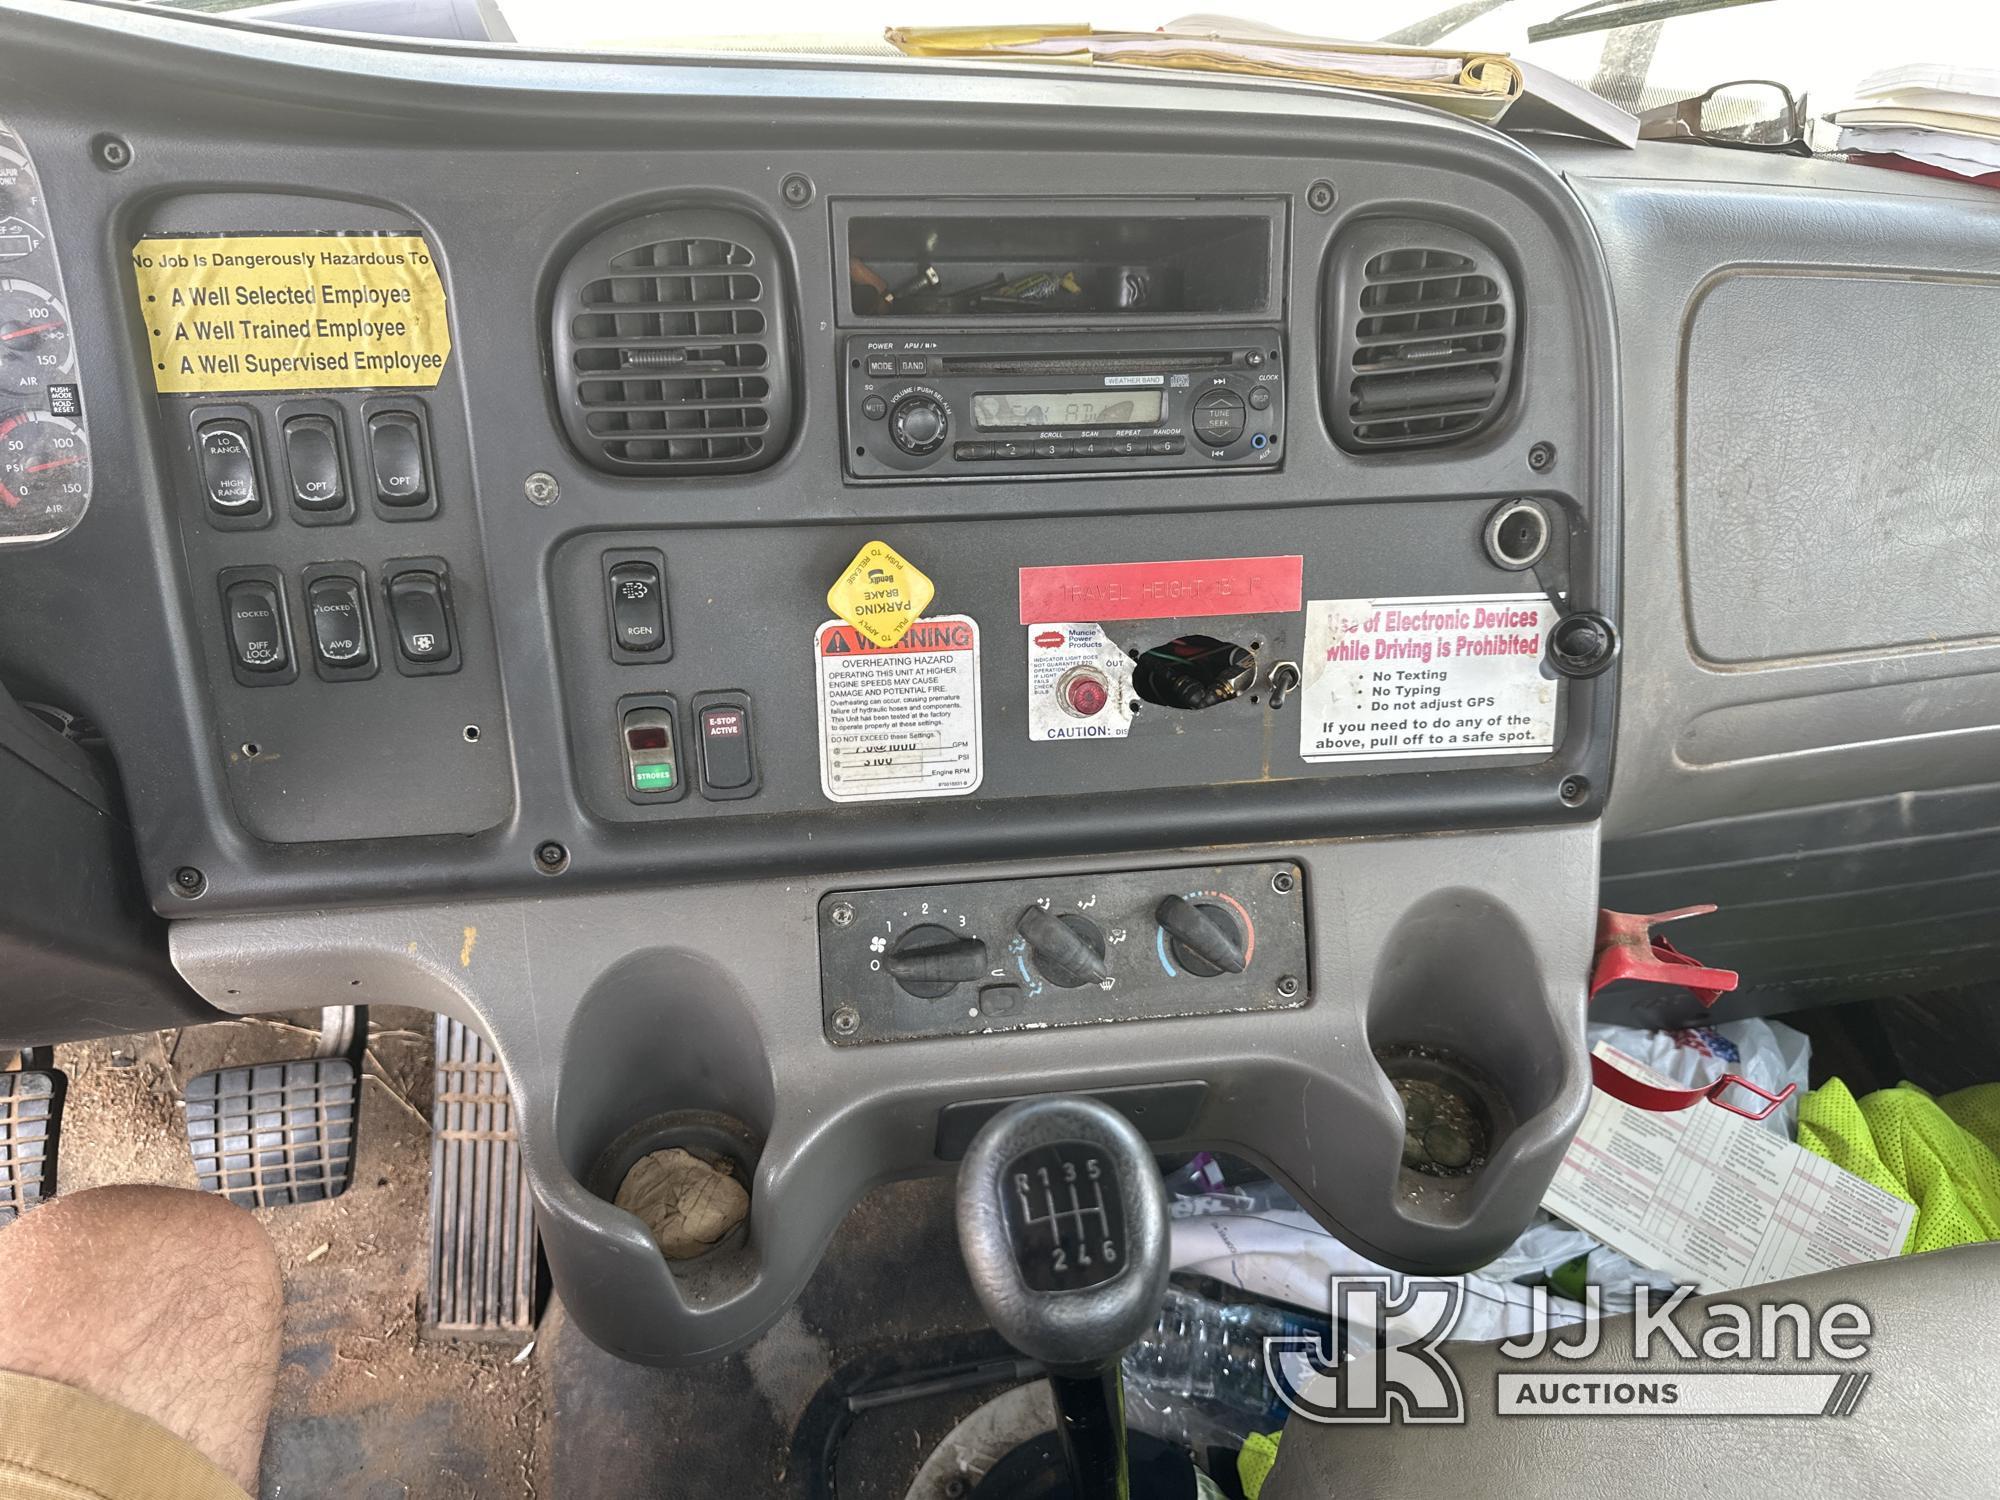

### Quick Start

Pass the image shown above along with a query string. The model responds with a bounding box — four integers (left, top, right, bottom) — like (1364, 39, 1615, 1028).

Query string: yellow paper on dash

(827, 539, 936, 649)
(132, 232, 451, 395)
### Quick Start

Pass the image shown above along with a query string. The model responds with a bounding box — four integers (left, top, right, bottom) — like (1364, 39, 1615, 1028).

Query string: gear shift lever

(956, 1096, 1171, 1500)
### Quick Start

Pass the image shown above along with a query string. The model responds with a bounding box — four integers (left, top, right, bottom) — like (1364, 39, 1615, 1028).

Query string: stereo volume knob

(889, 395, 948, 455)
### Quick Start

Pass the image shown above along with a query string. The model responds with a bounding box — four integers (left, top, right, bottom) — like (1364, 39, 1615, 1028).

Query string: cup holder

(1365, 888, 1572, 1223)
(555, 950, 775, 1296)
(586, 1109, 761, 1265)
(1377, 1046, 1509, 1181)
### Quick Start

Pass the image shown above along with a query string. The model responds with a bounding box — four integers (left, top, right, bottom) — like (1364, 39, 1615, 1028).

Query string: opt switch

(385, 570, 453, 666)
(367, 412, 430, 507)
(283, 415, 346, 512)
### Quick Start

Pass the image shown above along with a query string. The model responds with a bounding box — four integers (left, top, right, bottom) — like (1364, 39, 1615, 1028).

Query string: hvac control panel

(818, 861, 1310, 1044)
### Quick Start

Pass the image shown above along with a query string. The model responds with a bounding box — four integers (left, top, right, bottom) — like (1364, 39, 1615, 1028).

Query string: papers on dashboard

(1833, 64, 2000, 179)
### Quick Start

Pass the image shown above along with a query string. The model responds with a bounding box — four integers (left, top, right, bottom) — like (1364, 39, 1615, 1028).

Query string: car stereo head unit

(844, 328, 1284, 480)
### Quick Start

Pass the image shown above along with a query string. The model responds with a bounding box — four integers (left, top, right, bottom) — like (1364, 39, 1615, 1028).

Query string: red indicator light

(625, 725, 669, 751)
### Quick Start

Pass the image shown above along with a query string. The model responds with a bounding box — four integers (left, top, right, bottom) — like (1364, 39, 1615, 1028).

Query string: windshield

(154, 0, 1997, 118)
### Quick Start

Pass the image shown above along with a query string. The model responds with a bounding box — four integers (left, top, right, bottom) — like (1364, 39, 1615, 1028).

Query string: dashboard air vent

(552, 208, 794, 476)
(1324, 220, 1517, 452)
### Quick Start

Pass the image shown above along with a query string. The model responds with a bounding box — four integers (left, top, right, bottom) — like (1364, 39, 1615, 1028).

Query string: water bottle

(1121, 1286, 1328, 1437)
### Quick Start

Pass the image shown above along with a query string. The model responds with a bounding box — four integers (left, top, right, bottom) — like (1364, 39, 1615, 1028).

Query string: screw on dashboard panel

(533, 840, 570, 875)
(831, 1006, 861, 1038)
(829, 901, 856, 929)
(1276, 974, 1301, 998)
(1559, 776, 1590, 808)
(780, 174, 815, 208)
(1527, 440, 1557, 473)
(171, 866, 207, 899)
(92, 134, 133, 172)
(524, 471, 560, 507)
(1272, 870, 1297, 896)
(1305, 179, 1337, 213)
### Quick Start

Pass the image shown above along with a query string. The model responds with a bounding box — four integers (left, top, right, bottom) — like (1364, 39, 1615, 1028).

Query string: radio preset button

(955, 443, 992, 460)
(1192, 390, 1247, 446)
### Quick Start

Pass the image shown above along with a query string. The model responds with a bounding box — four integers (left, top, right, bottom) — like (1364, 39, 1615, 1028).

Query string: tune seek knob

(889, 395, 948, 455)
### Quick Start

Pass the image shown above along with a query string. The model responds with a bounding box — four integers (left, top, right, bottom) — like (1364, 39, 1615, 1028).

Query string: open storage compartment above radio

(837, 198, 1284, 323)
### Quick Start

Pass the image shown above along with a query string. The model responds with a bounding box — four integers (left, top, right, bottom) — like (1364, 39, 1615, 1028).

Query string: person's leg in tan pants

(0, 1186, 282, 1497)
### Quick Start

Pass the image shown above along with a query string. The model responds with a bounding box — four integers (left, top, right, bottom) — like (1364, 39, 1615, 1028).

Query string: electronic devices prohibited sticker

(1297, 593, 1559, 762)
(815, 615, 983, 802)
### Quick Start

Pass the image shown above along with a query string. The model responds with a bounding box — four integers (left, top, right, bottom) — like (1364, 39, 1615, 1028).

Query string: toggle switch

(384, 567, 456, 672)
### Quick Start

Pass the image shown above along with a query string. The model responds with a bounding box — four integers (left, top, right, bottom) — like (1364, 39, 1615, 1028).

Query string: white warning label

(1298, 593, 1559, 763)
(1026, 623, 1134, 742)
(815, 615, 983, 802)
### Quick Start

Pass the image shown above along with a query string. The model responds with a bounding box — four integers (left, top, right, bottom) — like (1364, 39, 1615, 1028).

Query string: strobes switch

(622, 706, 679, 797)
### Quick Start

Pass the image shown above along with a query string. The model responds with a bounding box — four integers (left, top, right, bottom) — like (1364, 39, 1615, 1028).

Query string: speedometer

(0, 279, 74, 399)
(0, 411, 91, 542)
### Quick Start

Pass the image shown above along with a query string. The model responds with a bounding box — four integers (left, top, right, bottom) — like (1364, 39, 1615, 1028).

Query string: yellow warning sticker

(131, 232, 451, 395)
(826, 539, 936, 649)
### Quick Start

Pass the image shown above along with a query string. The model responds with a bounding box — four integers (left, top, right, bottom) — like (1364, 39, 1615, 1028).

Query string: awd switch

(305, 574, 370, 672)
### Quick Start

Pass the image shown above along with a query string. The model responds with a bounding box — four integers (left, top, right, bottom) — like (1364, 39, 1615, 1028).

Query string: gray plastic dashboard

(51, 0, 1996, 1368)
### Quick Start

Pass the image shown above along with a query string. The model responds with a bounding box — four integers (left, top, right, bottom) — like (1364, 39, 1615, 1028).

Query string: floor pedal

(185, 1059, 358, 1208)
(426, 1015, 538, 1343)
(0, 1066, 65, 1222)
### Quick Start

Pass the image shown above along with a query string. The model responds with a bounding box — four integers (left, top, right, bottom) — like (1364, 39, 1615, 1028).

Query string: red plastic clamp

(1586, 906, 1794, 1121)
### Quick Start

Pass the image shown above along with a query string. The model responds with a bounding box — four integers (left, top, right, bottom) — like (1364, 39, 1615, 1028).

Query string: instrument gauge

(0, 410, 92, 543)
(0, 146, 44, 248)
(0, 279, 74, 400)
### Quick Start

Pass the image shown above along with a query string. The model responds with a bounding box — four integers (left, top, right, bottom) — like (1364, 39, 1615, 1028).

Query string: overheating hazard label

(815, 616, 983, 802)
(1298, 593, 1559, 763)
(131, 232, 451, 394)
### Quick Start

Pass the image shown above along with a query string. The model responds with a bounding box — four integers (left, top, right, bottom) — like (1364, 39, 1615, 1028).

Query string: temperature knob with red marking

(1155, 894, 1248, 977)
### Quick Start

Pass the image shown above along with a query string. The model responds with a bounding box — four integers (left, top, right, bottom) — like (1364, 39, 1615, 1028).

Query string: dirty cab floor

(48, 1011, 997, 1500)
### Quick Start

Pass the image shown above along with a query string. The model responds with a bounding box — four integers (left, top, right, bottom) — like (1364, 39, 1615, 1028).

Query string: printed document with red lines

(1542, 1045, 1916, 1293)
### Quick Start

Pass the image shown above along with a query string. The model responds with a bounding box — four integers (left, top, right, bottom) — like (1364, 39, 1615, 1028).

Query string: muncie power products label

(1297, 593, 1559, 763)
(815, 616, 983, 802)
(1018, 555, 1303, 624)
(1026, 623, 1135, 742)
(131, 233, 451, 394)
